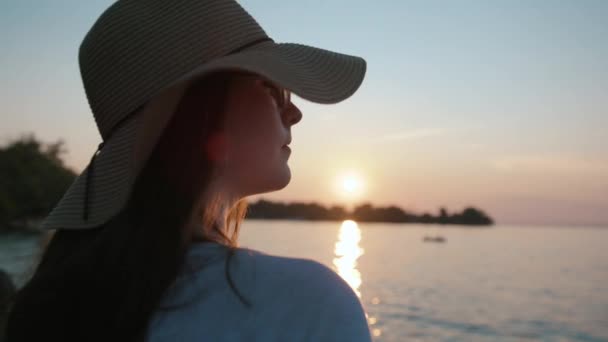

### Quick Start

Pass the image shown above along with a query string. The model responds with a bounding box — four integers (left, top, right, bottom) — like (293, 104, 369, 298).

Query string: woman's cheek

(231, 139, 268, 167)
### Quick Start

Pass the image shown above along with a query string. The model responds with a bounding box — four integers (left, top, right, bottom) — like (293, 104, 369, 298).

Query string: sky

(1, 0, 607, 226)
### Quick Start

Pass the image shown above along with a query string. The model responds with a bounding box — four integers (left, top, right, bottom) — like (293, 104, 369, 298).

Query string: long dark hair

(5, 71, 250, 341)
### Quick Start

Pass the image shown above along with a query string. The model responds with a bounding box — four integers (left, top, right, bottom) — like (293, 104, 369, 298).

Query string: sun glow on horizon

(334, 171, 365, 199)
(343, 177, 360, 193)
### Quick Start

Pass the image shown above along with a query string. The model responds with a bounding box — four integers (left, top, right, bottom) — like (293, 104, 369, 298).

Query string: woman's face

(213, 73, 302, 198)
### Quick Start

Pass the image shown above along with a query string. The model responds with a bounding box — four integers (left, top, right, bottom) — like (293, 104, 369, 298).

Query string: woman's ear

(204, 131, 228, 163)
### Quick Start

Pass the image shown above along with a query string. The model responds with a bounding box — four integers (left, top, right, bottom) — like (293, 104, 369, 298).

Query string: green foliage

(0, 133, 76, 230)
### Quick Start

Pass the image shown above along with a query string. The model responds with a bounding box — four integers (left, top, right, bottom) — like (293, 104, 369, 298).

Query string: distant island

(247, 199, 494, 226)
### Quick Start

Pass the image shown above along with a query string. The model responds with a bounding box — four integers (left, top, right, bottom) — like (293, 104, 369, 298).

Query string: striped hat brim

(169, 40, 367, 104)
(40, 40, 366, 230)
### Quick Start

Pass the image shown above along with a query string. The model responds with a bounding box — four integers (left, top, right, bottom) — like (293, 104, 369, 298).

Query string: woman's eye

(262, 81, 282, 107)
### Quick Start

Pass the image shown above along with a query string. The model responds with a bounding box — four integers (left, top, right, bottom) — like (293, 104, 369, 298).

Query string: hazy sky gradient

(2, 1, 607, 225)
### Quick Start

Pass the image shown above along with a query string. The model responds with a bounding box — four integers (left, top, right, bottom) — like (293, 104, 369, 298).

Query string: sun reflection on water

(333, 220, 380, 337)
(333, 220, 364, 298)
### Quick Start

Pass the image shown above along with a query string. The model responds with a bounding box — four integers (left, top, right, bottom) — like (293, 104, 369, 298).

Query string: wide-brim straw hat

(40, 0, 366, 230)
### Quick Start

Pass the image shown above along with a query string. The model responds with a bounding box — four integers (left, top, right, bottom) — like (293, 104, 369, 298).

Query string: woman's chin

(272, 165, 291, 190)
(268, 165, 292, 192)
(245, 166, 291, 196)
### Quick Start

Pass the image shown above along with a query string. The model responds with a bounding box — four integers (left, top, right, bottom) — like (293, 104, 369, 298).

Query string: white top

(146, 241, 372, 342)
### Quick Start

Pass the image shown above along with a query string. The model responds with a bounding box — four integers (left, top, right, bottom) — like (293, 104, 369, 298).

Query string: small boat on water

(423, 235, 446, 243)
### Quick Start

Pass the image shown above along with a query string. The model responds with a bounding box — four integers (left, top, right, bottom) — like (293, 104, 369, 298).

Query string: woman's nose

(283, 102, 302, 126)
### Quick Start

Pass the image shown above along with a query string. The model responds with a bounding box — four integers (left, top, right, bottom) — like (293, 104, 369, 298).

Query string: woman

(6, 1, 369, 341)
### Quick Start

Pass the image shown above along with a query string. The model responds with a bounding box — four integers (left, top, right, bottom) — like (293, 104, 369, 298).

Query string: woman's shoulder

(239, 247, 348, 293)
(236, 247, 372, 340)
(152, 243, 372, 341)
(181, 242, 359, 303)
(235, 248, 367, 312)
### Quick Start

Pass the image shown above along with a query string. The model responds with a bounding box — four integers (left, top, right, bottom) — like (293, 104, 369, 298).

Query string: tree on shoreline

(247, 199, 494, 226)
(0, 134, 76, 230)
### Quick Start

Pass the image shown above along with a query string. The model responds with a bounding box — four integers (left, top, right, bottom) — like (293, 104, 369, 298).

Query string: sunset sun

(342, 177, 360, 193)
(335, 172, 365, 198)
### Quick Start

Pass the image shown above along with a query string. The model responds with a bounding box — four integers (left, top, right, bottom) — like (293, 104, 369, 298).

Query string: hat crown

(78, 0, 270, 140)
